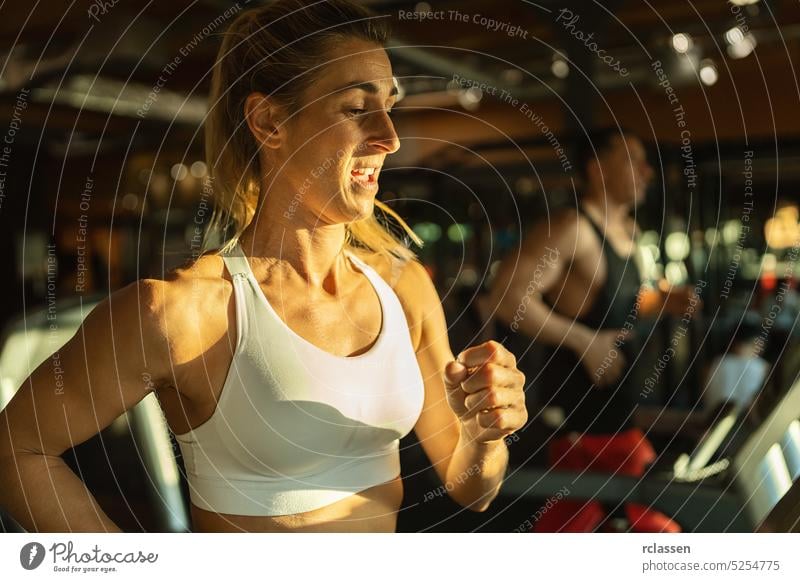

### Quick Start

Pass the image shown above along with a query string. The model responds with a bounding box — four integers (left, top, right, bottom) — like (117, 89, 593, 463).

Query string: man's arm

(485, 211, 630, 386)
(486, 212, 593, 355)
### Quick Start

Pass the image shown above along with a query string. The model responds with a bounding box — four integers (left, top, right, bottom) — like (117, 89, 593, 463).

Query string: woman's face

(268, 38, 400, 226)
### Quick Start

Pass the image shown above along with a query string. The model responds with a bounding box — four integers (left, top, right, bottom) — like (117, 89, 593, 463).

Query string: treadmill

(495, 349, 800, 532)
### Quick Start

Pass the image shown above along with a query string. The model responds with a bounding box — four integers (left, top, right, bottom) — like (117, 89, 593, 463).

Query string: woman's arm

(0, 279, 172, 532)
(395, 261, 526, 512)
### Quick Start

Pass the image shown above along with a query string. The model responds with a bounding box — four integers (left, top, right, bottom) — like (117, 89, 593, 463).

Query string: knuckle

(479, 364, 496, 384)
(464, 393, 477, 409)
(480, 410, 502, 428)
(486, 340, 503, 360)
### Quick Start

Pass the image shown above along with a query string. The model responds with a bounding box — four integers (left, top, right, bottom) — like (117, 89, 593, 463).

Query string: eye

(349, 108, 366, 117)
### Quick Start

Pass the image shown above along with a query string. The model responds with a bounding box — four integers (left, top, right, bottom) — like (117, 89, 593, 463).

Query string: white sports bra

(173, 241, 425, 517)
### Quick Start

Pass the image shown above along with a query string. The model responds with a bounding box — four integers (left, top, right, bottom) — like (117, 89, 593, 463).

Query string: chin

(352, 199, 376, 222)
(334, 194, 374, 224)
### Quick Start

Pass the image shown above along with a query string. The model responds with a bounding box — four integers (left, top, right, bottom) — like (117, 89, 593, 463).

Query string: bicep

(0, 280, 166, 459)
(489, 218, 576, 320)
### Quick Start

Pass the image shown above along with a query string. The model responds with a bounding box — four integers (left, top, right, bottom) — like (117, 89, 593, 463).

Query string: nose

(367, 109, 400, 154)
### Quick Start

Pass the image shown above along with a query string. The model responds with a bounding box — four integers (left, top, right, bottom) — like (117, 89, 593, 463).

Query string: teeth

(352, 167, 377, 176)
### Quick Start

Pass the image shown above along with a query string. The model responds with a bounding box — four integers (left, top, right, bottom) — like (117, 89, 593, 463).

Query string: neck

(581, 188, 630, 226)
(237, 193, 351, 291)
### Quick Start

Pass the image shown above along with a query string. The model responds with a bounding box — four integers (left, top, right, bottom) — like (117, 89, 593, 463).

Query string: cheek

(312, 133, 357, 174)
(603, 167, 626, 192)
(288, 112, 340, 153)
(625, 165, 638, 185)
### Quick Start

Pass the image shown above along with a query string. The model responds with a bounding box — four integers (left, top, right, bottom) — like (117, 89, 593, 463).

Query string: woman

(0, 0, 526, 532)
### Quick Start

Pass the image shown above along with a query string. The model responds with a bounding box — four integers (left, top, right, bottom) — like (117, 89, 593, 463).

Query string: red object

(548, 428, 657, 477)
(529, 428, 681, 533)
(626, 502, 682, 533)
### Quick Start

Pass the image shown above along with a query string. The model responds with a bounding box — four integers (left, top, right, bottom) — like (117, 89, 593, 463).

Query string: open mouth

(350, 167, 378, 186)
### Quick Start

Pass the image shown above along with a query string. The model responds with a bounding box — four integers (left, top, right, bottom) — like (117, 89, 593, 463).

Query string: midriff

(189, 473, 404, 532)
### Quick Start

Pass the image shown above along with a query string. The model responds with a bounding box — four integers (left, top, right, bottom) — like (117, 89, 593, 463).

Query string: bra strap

(221, 241, 250, 352)
(578, 206, 609, 250)
(344, 251, 389, 297)
(343, 249, 369, 275)
(221, 240, 252, 278)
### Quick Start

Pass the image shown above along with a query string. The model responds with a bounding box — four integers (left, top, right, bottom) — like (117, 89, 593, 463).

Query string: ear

(244, 92, 284, 150)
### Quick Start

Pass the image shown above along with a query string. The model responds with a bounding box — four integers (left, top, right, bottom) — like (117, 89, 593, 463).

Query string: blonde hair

(202, 0, 421, 261)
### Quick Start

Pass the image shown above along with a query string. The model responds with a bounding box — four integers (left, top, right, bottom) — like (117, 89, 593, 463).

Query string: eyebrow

(332, 80, 398, 97)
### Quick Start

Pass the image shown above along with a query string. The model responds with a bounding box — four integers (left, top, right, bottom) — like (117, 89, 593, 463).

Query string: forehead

(312, 38, 395, 98)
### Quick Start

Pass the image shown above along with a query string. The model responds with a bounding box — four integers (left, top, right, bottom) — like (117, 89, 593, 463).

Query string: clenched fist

(580, 328, 633, 387)
(443, 340, 527, 444)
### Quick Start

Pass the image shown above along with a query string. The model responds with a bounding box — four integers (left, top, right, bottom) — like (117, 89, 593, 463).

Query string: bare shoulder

(392, 257, 437, 309)
(147, 252, 234, 367)
(554, 206, 602, 259)
(83, 277, 169, 368)
(523, 207, 578, 245)
(162, 251, 229, 296)
(512, 207, 582, 265)
(549, 206, 582, 233)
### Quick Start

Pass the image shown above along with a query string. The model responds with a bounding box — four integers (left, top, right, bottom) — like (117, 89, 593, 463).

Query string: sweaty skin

(0, 38, 525, 533)
(488, 135, 649, 386)
(487, 133, 698, 387)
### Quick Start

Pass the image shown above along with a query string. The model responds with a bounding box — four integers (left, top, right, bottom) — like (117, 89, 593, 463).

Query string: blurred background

(1, 0, 799, 533)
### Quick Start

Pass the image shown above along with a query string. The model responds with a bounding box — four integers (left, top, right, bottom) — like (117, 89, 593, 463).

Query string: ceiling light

(458, 87, 482, 111)
(727, 32, 757, 59)
(551, 57, 569, 79)
(699, 59, 718, 86)
(671, 33, 693, 54)
(725, 26, 745, 45)
(170, 163, 189, 181)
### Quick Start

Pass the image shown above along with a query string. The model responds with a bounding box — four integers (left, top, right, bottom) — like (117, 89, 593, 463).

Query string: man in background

(486, 127, 695, 532)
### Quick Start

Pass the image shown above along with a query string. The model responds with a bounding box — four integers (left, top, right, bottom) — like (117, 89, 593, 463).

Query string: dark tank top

(541, 207, 642, 434)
